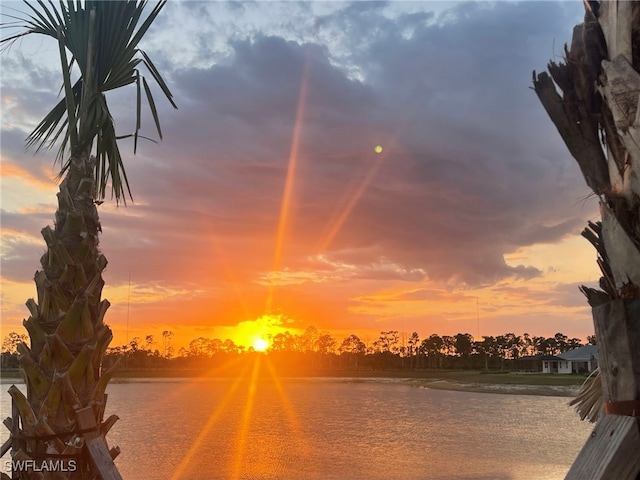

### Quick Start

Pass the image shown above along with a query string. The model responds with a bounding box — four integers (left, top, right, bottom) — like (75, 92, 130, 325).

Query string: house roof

(518, 354, 544, 361)
(558, 345, 598, 362)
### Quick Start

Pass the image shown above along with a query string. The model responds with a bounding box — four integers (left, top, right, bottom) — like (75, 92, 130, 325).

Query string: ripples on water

(1, 373, 592, 480)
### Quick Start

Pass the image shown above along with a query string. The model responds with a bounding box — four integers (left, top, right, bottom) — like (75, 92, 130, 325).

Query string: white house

(542, 345, 598, 374)
(542, 355, 572, 374)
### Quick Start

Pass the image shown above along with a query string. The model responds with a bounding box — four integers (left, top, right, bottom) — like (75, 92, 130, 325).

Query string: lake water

(1, 373, 592, 480)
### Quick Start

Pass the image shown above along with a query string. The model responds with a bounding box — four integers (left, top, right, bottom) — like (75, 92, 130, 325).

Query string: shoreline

(416, 379, 580, 397)
(0, 368, 585, 397)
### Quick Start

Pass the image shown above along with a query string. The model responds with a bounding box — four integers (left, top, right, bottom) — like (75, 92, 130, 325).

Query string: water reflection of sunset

(72, 375, 591, 480)
(166, 355, 310, 480)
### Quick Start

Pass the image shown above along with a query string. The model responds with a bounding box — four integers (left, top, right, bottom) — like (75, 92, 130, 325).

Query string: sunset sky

(0, 1, 602, 351)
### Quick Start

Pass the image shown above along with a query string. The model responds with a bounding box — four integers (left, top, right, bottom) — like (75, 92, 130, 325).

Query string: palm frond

(95, 103, 132, 203)
(0, 0, 177, 203)
(135, 69, 141, 153)
(25, 80, 82, 158)
(57, 23, 79, 152)
(569, 368, 603, 422)
(142, 76, 162, 139)
(139, 49, 177, 108)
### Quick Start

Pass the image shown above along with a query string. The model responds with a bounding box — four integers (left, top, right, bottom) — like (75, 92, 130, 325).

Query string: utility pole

(476, 297, 480, 340)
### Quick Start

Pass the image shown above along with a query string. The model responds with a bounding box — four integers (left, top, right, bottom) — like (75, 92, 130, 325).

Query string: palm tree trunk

(534, 2, 640, 478)
(7, 152, 121, 479)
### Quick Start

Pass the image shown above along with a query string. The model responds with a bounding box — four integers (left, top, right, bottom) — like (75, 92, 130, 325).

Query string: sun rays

(167, 356, 309, 479)
(163, 44, 413, 480)
(266, 52, 311, 313)
(263, 46, 409, 318)
(229, 356, 262, 480)
(315, 145, 389, 255)
(168, 370, 248, 480)
(263, 361, 308, 450)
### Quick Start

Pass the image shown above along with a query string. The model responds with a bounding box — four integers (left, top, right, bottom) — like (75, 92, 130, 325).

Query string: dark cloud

(270, 0, 592, 285)
(2, 1, 594, 318)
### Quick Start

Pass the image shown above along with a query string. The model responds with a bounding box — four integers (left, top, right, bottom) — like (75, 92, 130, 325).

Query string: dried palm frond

(569, 367, 603, 422)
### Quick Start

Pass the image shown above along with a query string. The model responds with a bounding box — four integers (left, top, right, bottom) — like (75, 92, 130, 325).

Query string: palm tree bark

(9, 152, 121, 479)
(1, 2, 175, 478)
(534, 1, 640, 478)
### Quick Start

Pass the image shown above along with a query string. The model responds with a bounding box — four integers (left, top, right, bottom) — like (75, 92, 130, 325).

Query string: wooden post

(593, 300, 640, 403)
(11, 393, 19, 480)
(565, 414, 640, 479)
(75, 407, 123, 480)
(566, 299, 640, 480)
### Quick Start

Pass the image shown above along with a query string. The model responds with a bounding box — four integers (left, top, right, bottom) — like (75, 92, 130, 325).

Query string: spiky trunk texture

(6, 152, 120, 479)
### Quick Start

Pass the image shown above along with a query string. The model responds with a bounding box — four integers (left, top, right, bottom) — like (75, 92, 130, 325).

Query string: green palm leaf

(1, 0, 177, 203)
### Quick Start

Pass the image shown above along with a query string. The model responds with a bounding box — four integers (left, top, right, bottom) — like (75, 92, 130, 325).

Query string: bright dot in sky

(253, 338, 269, 352)
(374, 145, 383, 154)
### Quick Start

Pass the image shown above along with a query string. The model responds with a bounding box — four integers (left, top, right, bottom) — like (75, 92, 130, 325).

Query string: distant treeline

(1, 328, 596, 372)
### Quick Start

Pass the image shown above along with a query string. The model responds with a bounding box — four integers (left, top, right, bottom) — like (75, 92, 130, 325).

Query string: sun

(253, 338, 269, 352)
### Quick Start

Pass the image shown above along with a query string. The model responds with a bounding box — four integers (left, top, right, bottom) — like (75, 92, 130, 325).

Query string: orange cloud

(1, 162, 56, 192)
